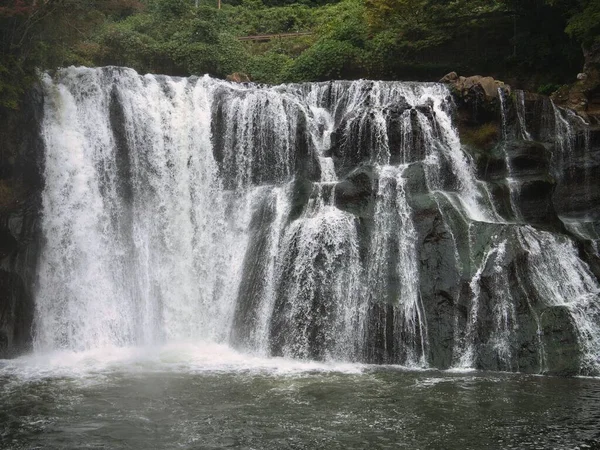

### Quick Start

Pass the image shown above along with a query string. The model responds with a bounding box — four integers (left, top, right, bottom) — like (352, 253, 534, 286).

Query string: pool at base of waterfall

(1, 344, 599, 450)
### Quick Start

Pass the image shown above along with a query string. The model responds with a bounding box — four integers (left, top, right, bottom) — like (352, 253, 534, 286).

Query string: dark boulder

(504, 140, 552, 178)
(334, 165, 376, 218)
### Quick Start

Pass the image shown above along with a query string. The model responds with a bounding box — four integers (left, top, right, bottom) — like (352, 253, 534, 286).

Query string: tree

(0, 0, 143, 109)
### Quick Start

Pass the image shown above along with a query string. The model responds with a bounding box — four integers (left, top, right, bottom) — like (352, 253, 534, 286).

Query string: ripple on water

(1, 345, 600, 449)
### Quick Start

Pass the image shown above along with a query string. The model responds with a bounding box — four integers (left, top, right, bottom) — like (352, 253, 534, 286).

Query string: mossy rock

(458, 122, 501, 152)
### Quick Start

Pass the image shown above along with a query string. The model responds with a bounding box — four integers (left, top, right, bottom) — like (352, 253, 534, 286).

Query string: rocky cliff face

(314, 75, 600, 375)
(3, 67, 600, 377)
(0, 88, 44, 358)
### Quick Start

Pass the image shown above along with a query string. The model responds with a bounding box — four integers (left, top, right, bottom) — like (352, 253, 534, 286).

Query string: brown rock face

(226, 72, 251, 83)
(552, 43, 600, 126)
(440, 72, 510, 100)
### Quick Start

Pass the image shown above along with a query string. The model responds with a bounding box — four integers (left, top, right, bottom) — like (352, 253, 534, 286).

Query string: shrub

(247, 52, 291, 84)
(283, 39, 361, 81)
(537, 83, 561, 96)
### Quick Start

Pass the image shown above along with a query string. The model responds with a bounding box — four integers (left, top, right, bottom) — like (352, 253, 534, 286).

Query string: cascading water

(515, 90, 532, 141)
(37, 69, 247, 350)
(269, 189, 365, 361)
(367, 165, 427, 366)
(498, 87, 524, 222)
(32, 66, 600, 376)
(518, 227, 600, 373)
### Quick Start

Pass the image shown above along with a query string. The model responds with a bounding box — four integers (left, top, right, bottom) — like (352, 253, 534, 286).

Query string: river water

(1, 344, 600, 449)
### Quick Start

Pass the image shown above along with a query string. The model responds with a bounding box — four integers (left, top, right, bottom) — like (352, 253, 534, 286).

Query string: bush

(247, 52, 291, 83)
(537, 83, 561, 96)
(283, 39, 361, 81)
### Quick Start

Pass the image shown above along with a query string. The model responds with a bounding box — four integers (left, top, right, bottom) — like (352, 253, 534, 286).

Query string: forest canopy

(1, 0, 598, 109)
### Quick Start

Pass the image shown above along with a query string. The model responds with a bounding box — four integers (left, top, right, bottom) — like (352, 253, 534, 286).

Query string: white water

(37, 70, 247, 351)
(0, 342, 366, 382)
(273, 199, 365, 360)
(518, 227, 600, 372)
(369, 165, 427, 366)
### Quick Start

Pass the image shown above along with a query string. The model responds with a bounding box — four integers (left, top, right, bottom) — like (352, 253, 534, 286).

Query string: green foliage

(247, 52, 291, 83)
(0, 0, 144, 109)
(0, 0, 597, 105)
(0, 61, 25, 110)
(147, 0, 193, 17)
(94, 3, 248, 77)
(565, 1, 600, 45)
(275, 0, 370, 81)
(95, 22, 161, 72)
(284, 38, 360, 81)
(223, 2, 317, 35)
(537, 83, 562, 95)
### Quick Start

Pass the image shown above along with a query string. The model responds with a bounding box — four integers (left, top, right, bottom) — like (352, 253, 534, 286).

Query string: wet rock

(364, 302, 395, 364)
(417, 210, 463, 369)
(294, 112, 322, 182)
(541, 305, 581, 376)
(334, 165, 375, 218)
(226, 72, 251, 83)
(485, 182, 514, 221)
(504, 141, 552, 177)
(0, 269, 34, 357)
(0, 87, 44, 358)
(288, 178, 314, 222)
(514, 179, 561, 229)
(553, 152, 600, 221)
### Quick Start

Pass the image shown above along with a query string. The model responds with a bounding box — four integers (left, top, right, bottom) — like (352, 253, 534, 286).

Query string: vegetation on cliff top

(0, 0, 598, 109)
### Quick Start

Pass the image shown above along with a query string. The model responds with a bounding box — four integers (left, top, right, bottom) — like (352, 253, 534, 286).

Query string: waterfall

(34, 67, 600, 375)
(457, 238, 518, 370)
(270, 193, 365, 360)
(37, 69, 247, 350)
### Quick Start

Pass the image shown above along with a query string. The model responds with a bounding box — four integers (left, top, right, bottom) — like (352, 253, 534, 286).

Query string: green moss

(459, 122, 500, 152)
(537, 83, 561, 96)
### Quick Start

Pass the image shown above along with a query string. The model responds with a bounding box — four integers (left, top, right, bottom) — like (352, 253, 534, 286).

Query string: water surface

(1, 344, 599, 449)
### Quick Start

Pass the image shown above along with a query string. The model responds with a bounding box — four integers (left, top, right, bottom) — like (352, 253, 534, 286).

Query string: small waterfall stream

(368, 165, 426, 366)
(34, 67, 600, 375)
